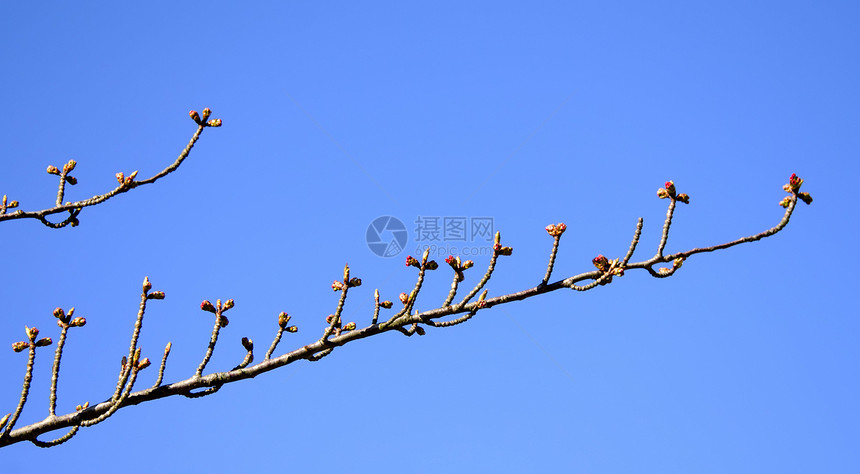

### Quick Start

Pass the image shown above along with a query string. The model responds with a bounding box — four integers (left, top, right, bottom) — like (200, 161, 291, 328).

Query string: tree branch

(0, 173, 812, 448)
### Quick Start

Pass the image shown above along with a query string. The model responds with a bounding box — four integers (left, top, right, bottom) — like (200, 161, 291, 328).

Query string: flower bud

(7, 200, 17, 208)
(496, 246, 513, 256)
(137, 358, 151, 370)
(380, 300, 393, 309)
(200, 300, 216, 313)
(331, 280, 344, 291)
(673, 257, 685, 269)
(462, 260, 474, 270)
(425, 260, 438, 270)
(147, 291, 165, 300)
(326, 314, 335, 324)
(278, 312, 291, 328)
(286, 326, 298, 333)
(201, 108, 212, 121)
(592, 255, 609, 271)
(47, 165, 60, 175)
(65, 175, 77, 185)
(53, 307, 65, 319)
(223, 298, 235, 310)
(12, 341, 29, 352)
(657, 187, 670, 199)
(789, 173, 803, 192)
(143, 276, 152, 293)
(779, 197, 792, 208)
(664, 180, 676, 196)
(241, 337, 254, 351)
(35, 337, 52, 347)
(798, 192, 813, 205)
(415, 326, 426, 336)
(675, 193, 690, 204)
(546, 222, 567, 237)
(70, 217, 80, 227)
(189, 110, 201, 123)
(343, 322, 356, 331)
(207, 119, 222, 127)
(348, 278, 362, 288)
(26, 326, 39, 340)
(64, 160, 77, 173)
(406, 255, 420, 268)
(70, 317, 86, 327)
(219, 315, 229, 327)
(116, 172, 124, 184)
(399, 293, 409, 305)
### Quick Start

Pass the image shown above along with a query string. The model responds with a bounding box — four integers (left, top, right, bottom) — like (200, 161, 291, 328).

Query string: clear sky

(0, 2, 857, 472)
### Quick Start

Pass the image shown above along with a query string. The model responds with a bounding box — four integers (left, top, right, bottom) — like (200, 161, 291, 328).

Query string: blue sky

(0, 1, 857, 472)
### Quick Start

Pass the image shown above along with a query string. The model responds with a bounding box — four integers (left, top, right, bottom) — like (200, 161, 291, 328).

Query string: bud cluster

(445, 255, 475, 282)
(1, 194, 19, 211)
(781, 173, 813, 206)
(12, 326, 53, 352)
(190, 108, 222, 127)
(277, 311, 298, 333)
(545, 222, 567, 237)
(54, 306, 86, 329)
(115, 170, 139, 187)
(657, 180, 689, 204)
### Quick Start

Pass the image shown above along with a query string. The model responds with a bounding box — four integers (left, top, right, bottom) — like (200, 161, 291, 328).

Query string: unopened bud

(664, 180, 676, 196)
(12, 341, 29, 352)
(7, 200, 17, 208)
(399, 293, 409, 304)
(200, 108, 211, 121)
(200, 300, 216, 313)
(286, 326, 298, 333)
(675, 193, 690, 204)
(343, 322, 356, 331)
(278, 312, 291, 328)
(207, 119, 222, 127)
(70, 317, 86, 327)
(406, 255, 420, 268)
(241, 337, 254, 351)
(788, 173, 803, 192)
(189, 110, 201, 123)
(65, 175, 77, 185)
(143, 276, 152, 293)
(462, 260, 474, 270)
(425, 260, 438, 270)
(137, 358, 151, 370)
(47, 165, 60, 175)
(116, 172, 124, 184)
(332, 280, 344, 291)
(53, 307, 65, 319)
(798, 192, 813, 205)
(496, 246, 513, 256)
(26, 326, 39, 340)
(779, 197, 792, 208)
(64, 160, 77, 173)
(223, 298, 235, 310)
(348, 277, 362, 287)
(592, 255, 609, 271)
(415, 326, 425, 336)
(326, 314, 336, 324)
(35, 337, 52, 347)
(219, 315, 229, 327)
(380, 300, 393, 309)
(657, 187, 670, 199)
(147, 291, 165, 300)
